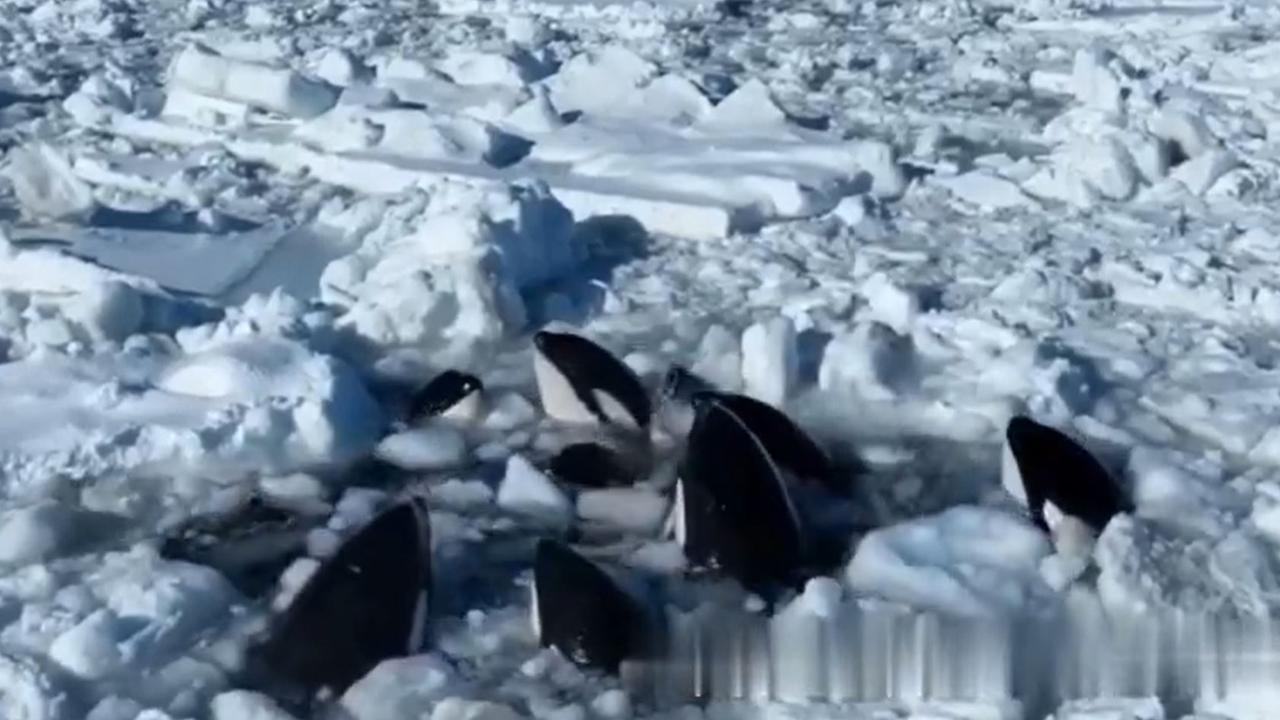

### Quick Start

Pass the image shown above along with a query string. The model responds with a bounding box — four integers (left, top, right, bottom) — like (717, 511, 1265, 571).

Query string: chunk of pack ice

(504, 86, 566, 134)
(546, 45, 657, 116)
(1062, 136, 1140, 202)
(483, 392, 539, 433)
(211, 690, 300, 720)
(692, 324, 743, 392)
(934, 170, 1033, 210)
(63, 73, 134, 126)
(325, 184, 575, 351)
(374, 424, 469, 471)
(497, 454, 571, 529)
(315, 48, 369, 88)
(852, 140, 908, 199)
(590, 690, 632, 720)
(431, 699, 522, 720)
(818, 321, 918, 400)
(48, 608, 123, 680)
(1071, 46, 1127, 116)
(844, 505, 1053, 616)
(1149, 107, 1217, 159)
(740, 316, 798, 407)
(577, 488, 668, 534)
(700, 78, 786, 131)
(339, 654, 457, 720)
(3, 142, 97, 222)
(0, 501, 81, 566)
(0, 651, 69, 720)
(61, 280, 143, 344)
(798, 577, 843, 618)
(1169, 149, 1237, 196)
(437, 50, 535, 88)
(860, 271, 920, 334)
(87, 696, 145, 720)
(629, 74, 712, 124)
(296, 106, 528, 165)
(168, 43, 339, 118)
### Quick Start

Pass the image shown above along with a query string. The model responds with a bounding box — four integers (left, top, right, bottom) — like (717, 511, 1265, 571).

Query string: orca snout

(532, 330, 556, 353)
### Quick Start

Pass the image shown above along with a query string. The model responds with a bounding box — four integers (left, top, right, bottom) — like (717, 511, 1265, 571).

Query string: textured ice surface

(4, 0, 1280, 717)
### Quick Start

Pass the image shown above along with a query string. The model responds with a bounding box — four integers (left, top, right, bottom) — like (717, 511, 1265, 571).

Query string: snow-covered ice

(2, 0, 1280, 717)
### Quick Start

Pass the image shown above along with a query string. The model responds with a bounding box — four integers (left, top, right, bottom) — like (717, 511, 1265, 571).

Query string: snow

(3, 0, 1280, 716)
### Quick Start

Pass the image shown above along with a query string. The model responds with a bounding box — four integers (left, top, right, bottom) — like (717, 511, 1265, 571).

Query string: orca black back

(678, 395, 806, 600)
(694, 390, 846, 497)
(548, 442, 635, 488)
(1005, 415, 1133, 533)
(159, 494, 316, 598)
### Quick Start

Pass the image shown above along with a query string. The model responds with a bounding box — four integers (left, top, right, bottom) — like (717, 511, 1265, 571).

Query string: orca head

(532, 330, 651, 431)
(249, 496, 433, 700)
(657, 366, 716, 439)
(530, 539, 646, 674)
(547, 442, 634, 488)
(1003, 415, 1132, 535)
(406, 370, 484, 426)
(676, 394, 807, 602)
(661, 365, 715, 403)
(704, 391, 845, 498)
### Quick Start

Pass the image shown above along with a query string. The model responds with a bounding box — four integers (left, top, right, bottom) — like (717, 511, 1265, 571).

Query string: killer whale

(531, 538, 652, 674)
(673, 393, 808, 601)
(405, 369, 484, 426)
(660, 365, 848, 498)
(532, 330, 652, 431)
(248, 496, 433, 702)
(1003, 415, 1133, 535)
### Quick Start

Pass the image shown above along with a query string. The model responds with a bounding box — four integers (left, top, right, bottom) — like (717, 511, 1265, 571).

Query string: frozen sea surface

(3, 0, 1280, 717)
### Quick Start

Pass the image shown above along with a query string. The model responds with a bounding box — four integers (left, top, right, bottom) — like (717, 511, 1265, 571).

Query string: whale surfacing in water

(249, 496, 433, 702)
(405, 369, 484, 426)
(547, 442, 638, 488)
(532, 330, 651, 431)
(674, 393, 807, 601)
(659, 366, 848, 498)
(531, 539, 649, 674)
(698, 390, 846, 497)
(1003, 415, 1133, 534)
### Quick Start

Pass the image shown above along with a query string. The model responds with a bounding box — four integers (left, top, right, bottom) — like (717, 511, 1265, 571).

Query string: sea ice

(3, 143, 97, 222)
(375, 424, 470, 471)
(845, 505, 1054, 617)
(740, 316, 797, 407)
(168, 44, 339, 118)
(497, 454, 572, 530)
